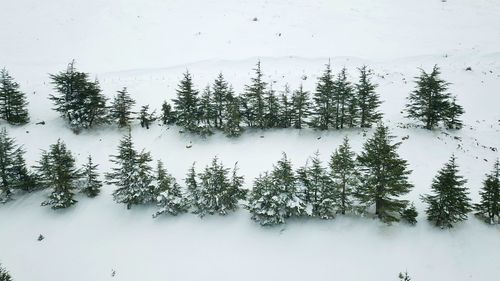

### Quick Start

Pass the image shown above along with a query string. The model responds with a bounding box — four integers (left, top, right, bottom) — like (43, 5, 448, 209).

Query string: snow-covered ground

(1, 0, 499, 280)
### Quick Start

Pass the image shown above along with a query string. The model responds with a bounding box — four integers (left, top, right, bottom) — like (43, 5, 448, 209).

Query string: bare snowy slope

(0, 0, 499, 281)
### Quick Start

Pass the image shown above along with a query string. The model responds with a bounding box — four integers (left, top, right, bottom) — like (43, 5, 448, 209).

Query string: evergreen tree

(247, 153, 303, 225)
(297, 152, 335, 218)
(444, 96, 464, 130)
(106, 130, 155, 209)
(311, 62, 335, 130)
(80, 155, 102, 198)
(109, 87, 136, 128)
(160, 100, 176, 125)
(191, 157, 246, 217)
(243, 61, 267, 128)
(475, 159, 500, 224)
(329, 137, 358, 215)
(49, 61, 108, 131)
(405, 65, 461, 130)
(0, 263, 12, 281)
(264, 86, 280, 128)
(153, 160, 188, 217)
(0, 68, 29, 125)
(356, 124, 413, 223)
(356, 66, 382, 128)
(401, 203, 418, 225)
(37, 139, 81, 209)
(138, 104, 156, 129)
(211, 73, 231, 129)
(198, 85, 215, 135)
(278, 84, 293, 128)
(333, 67, 354, 129)
(173, 71, 201, 133)
(185, 163, 200, 211)
(421, 155, 472, 228)
(223, 96, 243, 138)
(398, 271, 411, 281)
(291, 84, 310, 129)
(0, 128, 34, 202)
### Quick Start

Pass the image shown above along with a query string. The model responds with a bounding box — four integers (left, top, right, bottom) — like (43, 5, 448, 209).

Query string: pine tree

(153, 160, 188, 217)
(264, 86, 280, 128)
(160, 100, 176, 125)
(444, 96, 464, 130)
(291, 84, 310, 129)
(475, 159, 500, 224)
(333, 67, 354, 129)
(37, 139, 81, 209)
(198, 85, 215, 135)
(311, 62, 335, 130)
(49, 61, 108, 131)
(356, 66, 382, 128)
(278, 84, 293, 128)
(0, 263, 12, 281)
(173, 71, 201, 133)
(106, 130, 155, 209)
(356, 124, 413, 223)
(421, 155, 472, 228)
(398, 271, 411, 281)
(211, 73, 231, 129)
(80, 155, 102, 198)
(243, 61, 267, 128)
(405, 65, 459, 130)
(0, 128, 35, 202)
(297, 152, 335, 218)
(329, 137, 358, 215)
(401, 203, 418, 225)
(138, 104, 156, 129)
(109, 87, 136, 128)
(185, 163, 200, 211)
(223, 96, 243, 137)
(192, 157, 246, 217)
(0, 68, 29, 125)
(247, 153, 303, 225)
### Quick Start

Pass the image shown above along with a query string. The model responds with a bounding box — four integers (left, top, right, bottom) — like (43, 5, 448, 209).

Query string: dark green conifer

(243, 61, 267, 128)
(311, 61, 335, 130)
(138, 104, 156, 129)
(0, 68, 29, 125)
(291, 84, 310, 129)
(329, 137, 358, 215)
(475, 159, 500, 224)
(356, 66, 382, 128)
(109, 87, 136, 128)
(80, 155, 102, 198)
(153, 160, 188, 217)
(173, 71, 201, 133)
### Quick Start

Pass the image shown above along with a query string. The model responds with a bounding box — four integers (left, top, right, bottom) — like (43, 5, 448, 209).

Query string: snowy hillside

(1, 0, 500, 281)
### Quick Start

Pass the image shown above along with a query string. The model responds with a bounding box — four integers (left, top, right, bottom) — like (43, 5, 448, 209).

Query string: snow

(1, 0, 500, 280)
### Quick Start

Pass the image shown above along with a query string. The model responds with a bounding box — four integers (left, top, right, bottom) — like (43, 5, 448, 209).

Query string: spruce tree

(37, 139, 81, 209)
(278, 85, 293, 128)
(264, 86, 280, 128)
(247, 153, 304, 225)
(109, 87, 136, 128)
(160, 100, 176, 125)
(405, 65, 461, 130)
(444, 96, 464, 130)
(0, 68, 29, 125)
(153, 160, 188, 217)
(173, 71, 201, 133)
(106, 130, 155, 209)
(49, 61, 108, 131)
(333, 67, 354, 129)
(475, 159, 500, 224)
(356, 66, 382, 128)
(138, 104, 156, 129)
(198, 85, 215, 135)
(223, 96, 243, 137)
(185, 163, 200, 211)
(191, 157, 246, 217)
(311, 62, 335, 130)
(356, 124, 413, 223)
(0, 263, 12, 281)
(291, 84, 310, 129)
(401, 203, 418, 225)
(80, 155, 102, 198)
(329, 137, 358, 215)
(421, 155, 472, 228)
(243, 61, 267, 128)
(211, 73, 231, 129)
(297, 152, 335, 219)
(0, 128, 34, 202)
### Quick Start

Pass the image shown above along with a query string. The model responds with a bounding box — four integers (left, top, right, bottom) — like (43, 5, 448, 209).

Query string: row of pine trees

(0, 61, 464, 134)
(0, 125, 497, 228)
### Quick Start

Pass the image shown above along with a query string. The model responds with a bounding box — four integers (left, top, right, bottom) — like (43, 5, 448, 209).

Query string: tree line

(0, 124, 497, 228)
(0, 61, 464, 134)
